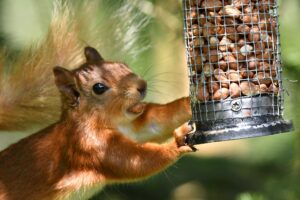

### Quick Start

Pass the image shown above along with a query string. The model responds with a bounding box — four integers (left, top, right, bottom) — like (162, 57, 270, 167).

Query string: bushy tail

(0, 0, 150, 131)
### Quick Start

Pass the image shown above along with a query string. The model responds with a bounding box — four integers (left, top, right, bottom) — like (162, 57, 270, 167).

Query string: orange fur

(0, 47, 193, 200)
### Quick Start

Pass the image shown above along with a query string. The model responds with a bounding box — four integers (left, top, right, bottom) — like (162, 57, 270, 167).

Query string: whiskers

(140, 68, 188, 100)
(121, 87, 143, 100)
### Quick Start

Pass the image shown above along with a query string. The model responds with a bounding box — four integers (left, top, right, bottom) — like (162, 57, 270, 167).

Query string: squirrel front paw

(173, 122, 197, 154)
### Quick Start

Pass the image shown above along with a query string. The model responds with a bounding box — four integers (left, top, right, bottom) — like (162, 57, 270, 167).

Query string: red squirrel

(0, 47, 193, 200)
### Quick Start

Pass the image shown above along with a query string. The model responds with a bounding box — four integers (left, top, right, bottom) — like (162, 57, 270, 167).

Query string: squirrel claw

(184, 121, 196, 144)
(189, 145, 198, 152)
(184, 121, 197, 152)
(184, 135, 197, 152)
(174, 122, 198, 153)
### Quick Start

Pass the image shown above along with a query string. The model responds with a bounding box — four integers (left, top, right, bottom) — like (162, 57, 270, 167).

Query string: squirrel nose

(138, 87, 146, 96)
(137, 81, 147, 98)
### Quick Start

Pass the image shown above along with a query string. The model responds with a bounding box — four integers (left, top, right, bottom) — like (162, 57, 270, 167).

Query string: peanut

(190, 54, 206, 65)
(199, 73, 207, 85)
(221, 82, 230, 88)
(192, 37, 205, 47)
(258, 62, 270, 72)
(270, 65, 277, 77)
(231, 46, 246, 60)
(197, 85, 210, 102)
(208, 79, 220, 94)
(240, 44, 253, 56)
(230, 82, 241, 98)
(240, 14, 258, 23)
(268, 84, 279, 95)
(199, 14, 206, 26)
(224, 5, 241, 18)
(203, 22, 217, 37)
(213, 88, 230, 100)
(240, 81, 259, 96)
(201, 0, 223, 11)
(187, 9, 197, 19)
(257, 0, 275, 11)
(248, 57, 259, 70)
(253, 72, 272, 85)
(244, 5, 253, 14)
(257, 50, 273, 60)
(207, 50, 221, 63)
(214, 68, 229, 88)
(237, 38, 249, 47)
(226, 27, 239, 41)
(223, 52, 238, 70)
(225, 17, 238, 26)
(259, 84, 269, 93)
(214, 68, 228, 82)
(261, 34, 274, 49)
(202, 46, 210, 54)
(254, 42, 265, 55)
(219, 37, 234, 52)
(227, 70, 241, 82)
(216, 25, 225, 35)
(186, 0, 202, 7)
(248, 26, 260, 42)
(208, 12, 222, 24)
(209, 36, 219, 48)
(191, 24, 201, 36)
(236, 24, 251, 33)
(203, 63, 214, 77)
(240, 68, 255, 79)
(229, 0, 250, 9)
(218, 60, 228, 71)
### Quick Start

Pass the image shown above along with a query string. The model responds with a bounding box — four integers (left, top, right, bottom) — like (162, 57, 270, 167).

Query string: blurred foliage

(0, 0, 299, 200)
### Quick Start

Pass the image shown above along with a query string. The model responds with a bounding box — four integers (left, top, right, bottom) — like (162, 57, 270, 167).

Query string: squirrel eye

(93, 83, 109, 95)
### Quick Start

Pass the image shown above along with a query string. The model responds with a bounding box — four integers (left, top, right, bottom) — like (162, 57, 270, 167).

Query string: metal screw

(231, 100, 242, 112)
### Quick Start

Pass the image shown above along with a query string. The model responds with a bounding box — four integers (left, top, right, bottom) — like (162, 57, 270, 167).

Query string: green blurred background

(0, 0, 299, 200)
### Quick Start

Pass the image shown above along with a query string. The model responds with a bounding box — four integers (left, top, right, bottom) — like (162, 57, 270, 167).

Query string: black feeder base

(186, 116, 294, 145)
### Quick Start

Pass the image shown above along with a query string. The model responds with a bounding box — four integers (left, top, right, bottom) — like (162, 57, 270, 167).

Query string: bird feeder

(182, 0, 294, 144)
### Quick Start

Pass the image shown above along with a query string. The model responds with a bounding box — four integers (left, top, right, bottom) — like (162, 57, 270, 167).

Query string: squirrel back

(0, 0, 149, 131)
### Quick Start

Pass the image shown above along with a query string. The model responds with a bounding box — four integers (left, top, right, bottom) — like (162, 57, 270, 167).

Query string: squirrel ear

(84, 46, 104, 64)
(53, 66, 80, 107)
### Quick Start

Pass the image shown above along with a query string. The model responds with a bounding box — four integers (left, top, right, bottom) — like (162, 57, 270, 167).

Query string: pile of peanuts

(185, 0, 280, 102)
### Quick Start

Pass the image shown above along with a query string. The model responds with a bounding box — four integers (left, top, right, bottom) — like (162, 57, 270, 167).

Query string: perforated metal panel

(182, 0, 293, 144)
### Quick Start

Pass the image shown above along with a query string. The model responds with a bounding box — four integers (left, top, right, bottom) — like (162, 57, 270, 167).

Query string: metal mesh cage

(182, 0, 293, 144)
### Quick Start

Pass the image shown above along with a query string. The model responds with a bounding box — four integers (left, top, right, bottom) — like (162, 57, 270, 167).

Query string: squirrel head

(53, 47, 147, 126)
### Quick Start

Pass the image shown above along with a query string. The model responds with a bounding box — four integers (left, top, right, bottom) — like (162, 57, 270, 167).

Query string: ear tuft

(84, 46, 104, 64)
(53, 66, 72, 78)
(53, 66, 80, 107)
(53, 67, 74, 88)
